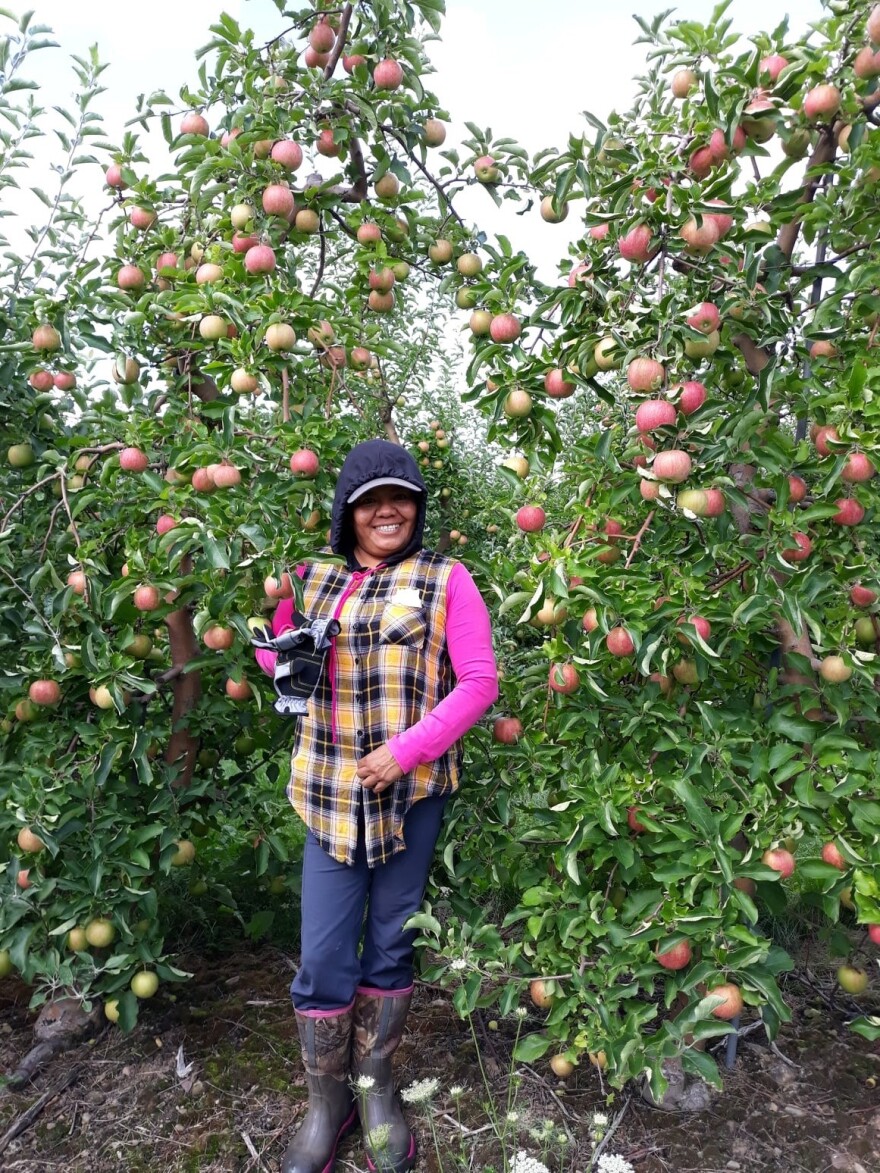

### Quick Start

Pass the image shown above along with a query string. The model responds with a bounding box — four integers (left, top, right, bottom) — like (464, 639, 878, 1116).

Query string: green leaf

(513, 1031, 552, 1062)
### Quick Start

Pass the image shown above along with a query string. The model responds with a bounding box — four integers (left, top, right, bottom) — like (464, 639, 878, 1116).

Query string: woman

(255, 438, 498, 1173)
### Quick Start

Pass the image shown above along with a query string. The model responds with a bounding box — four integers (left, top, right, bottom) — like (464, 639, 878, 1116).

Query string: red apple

(133, 585, 160, 612)
(850, 585, 877, 607)
(262, 184, 295, 218)
(606, 627, 634, 656)
(225, 676, 253, 701)
(804, 84, 841, 121)
(635, 399, 676, 432)
(245, 244, 276, 275)
(781, 532, 812, 562)
(373, 58, 404, 90)
(516, 505, 546, 533)
(618, 224, 653, 263)
(832, 499, 865, 526)
(788, 475, 808, 503)
(627, 806, 647, 833)
(119, 447, 149, 472)
(180, 112, 209, 136)
(708, 983, 743, 1019)
(813, 425, 840, 457)
(203, 625, 235, 651)
(493, 717, 523, 744)
(687, 302, 721, 334)
(582, 607, 599, 633)
(544, 369, 575, 399)
(760, 54, 789, 82)
(627, 357, 665, 393)
(270, 139, 303, 170)
(156, 514, 177, 536)
(28, 679, 61, 706)
(490, 313, 522, 344)
(548, 663, 579, 695)
(655, 940, 692, 970)
(841, 453, 875, 483)
(762, 847, 796, 879)
(264, 573, 294, 599)
(821, 841, 847, 870)
(290, 449, 320, 477)
(653, 450, 692, 483)
(868, 925, 880, 946)
(117, 265, 146, 291)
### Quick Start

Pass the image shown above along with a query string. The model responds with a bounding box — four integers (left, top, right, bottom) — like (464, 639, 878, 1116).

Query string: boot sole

(364, 1131, 416, 1173)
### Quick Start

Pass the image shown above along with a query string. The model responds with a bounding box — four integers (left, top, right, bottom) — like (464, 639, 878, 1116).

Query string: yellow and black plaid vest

(288, 550, 461, 866)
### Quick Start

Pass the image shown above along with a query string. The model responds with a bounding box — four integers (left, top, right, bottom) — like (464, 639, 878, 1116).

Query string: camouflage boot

(351, 986, 416, 1173)
(281, 1007, 357, 1173)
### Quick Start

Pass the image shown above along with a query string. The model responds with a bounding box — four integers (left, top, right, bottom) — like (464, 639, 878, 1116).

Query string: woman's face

(351, 485, 419, 566)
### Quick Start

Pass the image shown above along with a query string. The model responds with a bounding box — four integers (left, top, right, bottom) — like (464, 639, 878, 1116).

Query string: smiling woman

(254, 438, 498, 1173)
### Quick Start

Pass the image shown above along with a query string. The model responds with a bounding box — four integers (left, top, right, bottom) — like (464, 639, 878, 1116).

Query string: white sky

(14, 0, 823, 281)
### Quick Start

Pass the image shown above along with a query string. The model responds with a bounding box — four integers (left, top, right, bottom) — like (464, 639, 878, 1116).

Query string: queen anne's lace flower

(449, 957, 468, 971)
(400, 1077, 439, 1104)
(511, 1152, 550, 1173)
(597, 1154, 636, 1173)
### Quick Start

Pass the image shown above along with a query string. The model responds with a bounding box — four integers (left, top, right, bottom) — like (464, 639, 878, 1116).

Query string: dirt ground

(0, 948, 878, 1173)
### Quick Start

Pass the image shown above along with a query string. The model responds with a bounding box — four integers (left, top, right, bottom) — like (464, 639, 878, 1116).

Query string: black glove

(251, 613, 341, 717)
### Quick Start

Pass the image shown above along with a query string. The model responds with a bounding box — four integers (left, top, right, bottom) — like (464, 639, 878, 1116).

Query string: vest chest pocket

(379, 602, 427, 648)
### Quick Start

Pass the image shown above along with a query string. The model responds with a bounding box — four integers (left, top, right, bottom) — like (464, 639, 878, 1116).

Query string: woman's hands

(356, 743, 404, 794)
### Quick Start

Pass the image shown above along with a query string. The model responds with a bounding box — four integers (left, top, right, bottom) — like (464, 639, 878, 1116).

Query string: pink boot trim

(320, 1106, 357, 1173)
(296, 999, 355, 1019)
(356, 984, 414, 998)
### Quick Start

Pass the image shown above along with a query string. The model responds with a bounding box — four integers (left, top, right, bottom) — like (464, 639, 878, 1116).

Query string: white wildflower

(506, 1110, 519, 1123)
(367, 1123, 391, 1151)
(449, 957, 468, 971)
(354, 1074, 376, 1092)
(514, 1005, 529, 1019)
(400, 1077, 439, 1104)
(449, 1084, 465, 1098)
(592, 1112, 609, 1127)
(597, 1154, 635, 1173)
(511, 1152, 550, 1173)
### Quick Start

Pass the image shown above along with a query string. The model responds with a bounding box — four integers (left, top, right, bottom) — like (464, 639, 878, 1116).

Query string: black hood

(330, 439, 427, 570)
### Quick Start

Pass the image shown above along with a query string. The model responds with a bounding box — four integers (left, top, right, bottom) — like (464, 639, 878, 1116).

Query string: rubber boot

(351, 986, 416, 1173)
(281, 1006, 357, 1173)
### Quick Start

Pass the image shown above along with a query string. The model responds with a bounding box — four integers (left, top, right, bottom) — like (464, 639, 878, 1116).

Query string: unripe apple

(684, 329, 720, 360)
(503, 389, 533, 418)
(837, 965, 869, 995)
(502, 455, 529, 478)
(422, 119, 447, 146)
(676, 489, 709, 516)
(199, 314, 227, 342)
(85, 917, 116, 948)
(741, 97, 778, 142)
(540, 195, 568, 223)
(671, 68, 698, 98)
(672, 659, 699, 685)
(549, 1054, 574, 1078)
(456, 252, 482, 277)
(473, 154, 499, 183)
(7, 443, 35, 468)
(195, 262, 223, 286)
(428, 238, 454, 264)
(819, 655, 853, 683)
(131, 970, 160, 999)
(594, 336, 621, 371)
(295, 209, 320, 234)
(230, 203, 254, 230)
(265, 323, 296, 352)
(231, 369, 259, 395)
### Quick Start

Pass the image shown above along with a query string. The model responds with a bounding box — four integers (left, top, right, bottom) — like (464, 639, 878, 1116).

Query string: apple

(813, 425, 840, 456)
(653, 450, 692, 483)
(627, 806, 647, 833)
(837, 965, 869, 995)
(516, 505, 546, 533)
(787, 475, 808, 503)
(821, 841, 847, 870)
(316, 127, 341, 157)
(422, 118, 447, 146)
(245, 245, 276, 275)
(589, 224, 609, 241)
(230, 203, 254, 231)
(655, 940, 692, 970)
(760, 53, 789, 82)
(373, 58, 404, 90)
(264, 572, 294, 600)
(16, 867, 31, 888)
(762, 847, 796, 879)
(117, 264, 145, 291)
(809, 340, 837, 360)
(618, 223, 654, 264)
(671, 68, 698, 98)
(374, 170, 401, 199)
(225, 676, 252, 701)
(85, 917, 116, 948)
(230, 369, 259, 395)
(262, 184, 295, 218)
(540, 195, 568, 223)
(270, 139, 303, 170)
(368, 290, 394, 313)
(870, 5, 880, 44)
(32, 323, 61, 350)
(850, 585, 877, 607)
(66, 926, 88, 952)
(832, 499, 865, 526)
(687, 302, 721, 334)
(708, 126, 746, 162)
(680, 217, 719, 255)
(582, 608, 599, 633)
(676, 615, 711, 643)
(119, 447, 149, 472)
(474, 154, 499, 183)
(105, 163, 126, 189)
(17, 826, 45, 852)
(470, 313, 491, 341)
(549, 1054, 574, 1078)
(265, 323, 296, 352)
(855, 46, 880, 78)
(868, 925, 880, 946)
(676, 489, 709, 516)
(503, 389, 533, 418)
(741, 97, 778, 142)
(804, 84, 841, 121)
(781, 532, 812, 563)
(133, 585, 160, 612)
(529, 978, 554, 1008)
(28, 679, 61, 706)
(634, 399, 676, 432)
(688, 145, 714, 179)
(428, 238, 453, 264)
(707, 983, 744, 1019)
(211, 463, 241, 489)
(129, 206, 156, 230)
(131, 970, 160, 999)
(819, 655, 853, 683)
(199, 314, 228, 342)
(841, 453, 875, 483)
(127, 635, 152, 659)
(549, 663, 579, 694)
(180, 111, 209, 136)
(91, 685, 115, 710)
(672, 659, 699, 685)
(502, 455, 529, 478)
(493, 717, 523, 744)
(67, 570, 87, 596)
(544, 368, 574, 399)
(29, 368, 53, 391)
(170, 838, 196, 866)
(606, 627, 634, 656)
(7, 443, 34, 469)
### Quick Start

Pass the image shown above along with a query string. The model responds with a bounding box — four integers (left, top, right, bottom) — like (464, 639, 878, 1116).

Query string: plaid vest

(289, 550, 461, 867)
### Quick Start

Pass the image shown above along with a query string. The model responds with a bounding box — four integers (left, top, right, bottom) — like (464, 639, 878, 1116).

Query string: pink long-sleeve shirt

(255, 560, 498, 772)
